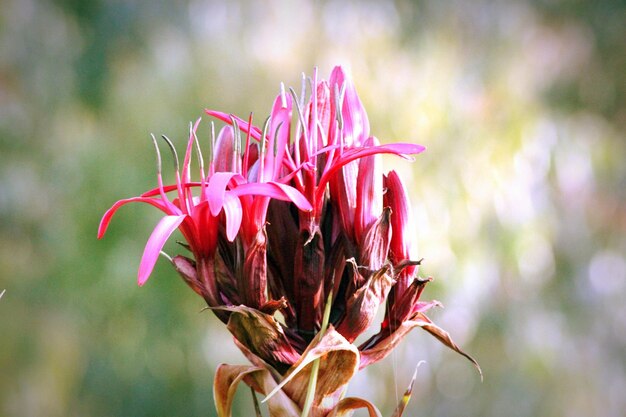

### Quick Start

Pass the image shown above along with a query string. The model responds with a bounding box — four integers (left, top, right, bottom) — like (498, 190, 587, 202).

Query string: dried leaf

(413, 312, 483, 380)
(264, 326, 359, 416)
(358, 207, 391, 271)
(213, 364, 301, 417)
(335, 266, 395, 343)
(221, 305, 301, 373)
(359, 312, 481, 379)
(326, 397, 382, 417)
(171, 255, 202, 297)
(293, 231, 325, 335)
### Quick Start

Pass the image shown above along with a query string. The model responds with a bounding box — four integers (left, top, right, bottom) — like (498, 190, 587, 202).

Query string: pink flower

(100, 66, 479, 417)
(98, 118, 312, 312)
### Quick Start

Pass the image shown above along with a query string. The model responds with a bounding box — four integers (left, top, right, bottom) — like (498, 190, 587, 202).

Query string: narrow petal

(204, 110, 262, 141)
(265, 90, 292, 180)
(213, 126, 235, 172)
(328, 159, 358, 241)
(329, 66, 370, 146)
(222, 193, 243, 242)
(98, 197, 174, 239)
(267, 182, 312, 212)
(206, 172, 245, 216)
(354, 137, 382, 242)
(182, 117, 202, 184)
(138, 215, 186, 286)
(315, 80, 331, 146)
(230, 182, 313, 212)
(317, 143, 426, 201)
(384, 170, 414, 263)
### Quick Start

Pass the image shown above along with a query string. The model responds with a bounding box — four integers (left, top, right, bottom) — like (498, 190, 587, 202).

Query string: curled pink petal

(138, 214, 186, 286)
(98, 197, 176, 239)
(222, 193, 243, 242)
(317, 143, 426, 202)
(204, 110, 262, 141)
(230, 182, 312, 212)
(206, 172, 245, 216)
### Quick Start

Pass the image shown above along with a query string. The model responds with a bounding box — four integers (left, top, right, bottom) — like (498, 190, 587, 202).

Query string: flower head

(100, 66, 479, 416)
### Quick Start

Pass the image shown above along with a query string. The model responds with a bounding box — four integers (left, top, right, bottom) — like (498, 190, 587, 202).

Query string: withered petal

(222, 305, 301, 374)
(326, 397, 382, 417)
(335, 266, 395, 343)
(265, 325, 359, 416)
(214, 364, 301, 417)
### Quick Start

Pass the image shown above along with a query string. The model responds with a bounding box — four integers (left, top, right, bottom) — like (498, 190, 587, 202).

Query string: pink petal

(206, 172, 244, 216)
(222, 193, 242, 242)
(213, 126, 235, 172)
(328, 159, 358, 241)
(355, 137, 382, 242)
(204, 110, 262, 141)
(230, 182, 312, 212)
(264, 90, 292, 181)
(142, 181, 206, 197)
(330, 66, 370, 146)
(98, 197, 175, 239)
(138, 214, 186, 286)
(317, 143, 426, 201)
(182, 117, 202, 184)
(384, 170, 413, 261)
(267, 181, 312, 212)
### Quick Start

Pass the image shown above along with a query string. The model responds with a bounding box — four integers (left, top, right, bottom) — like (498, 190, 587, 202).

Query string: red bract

(100, 66, 479, 417)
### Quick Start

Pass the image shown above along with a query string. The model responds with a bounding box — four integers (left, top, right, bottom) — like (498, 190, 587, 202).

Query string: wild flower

(99, 66, 479, 417)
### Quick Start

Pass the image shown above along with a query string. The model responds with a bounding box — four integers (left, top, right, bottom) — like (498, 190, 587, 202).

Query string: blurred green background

(1, 0, 625, 416)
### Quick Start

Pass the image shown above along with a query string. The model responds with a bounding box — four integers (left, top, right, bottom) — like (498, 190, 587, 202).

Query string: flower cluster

(99, 66, 479, 417)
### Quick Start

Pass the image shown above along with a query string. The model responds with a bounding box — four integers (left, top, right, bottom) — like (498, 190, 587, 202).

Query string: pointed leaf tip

(137, 215, 186, 286)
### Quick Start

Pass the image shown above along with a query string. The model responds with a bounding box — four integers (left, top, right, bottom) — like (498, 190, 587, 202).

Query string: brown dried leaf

(358, 320, 417, 369)
(220, 305, 301, 374)
(326, 397, 383, 417)
(264, 326, 359, 416)
(359, 312, 481, 379)
(293, 230, 325, 334)
(213, 363, 301, 417)
(335, 265, 395, 343)
(413, 312, 483, 380)
(358, 207, 391, 271)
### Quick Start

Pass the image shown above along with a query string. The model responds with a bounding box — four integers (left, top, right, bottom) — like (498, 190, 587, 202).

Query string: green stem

(301, 289, 333, 417)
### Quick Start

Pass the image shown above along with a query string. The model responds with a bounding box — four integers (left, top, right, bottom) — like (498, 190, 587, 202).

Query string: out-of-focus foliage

(1, 0, 624, 416)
